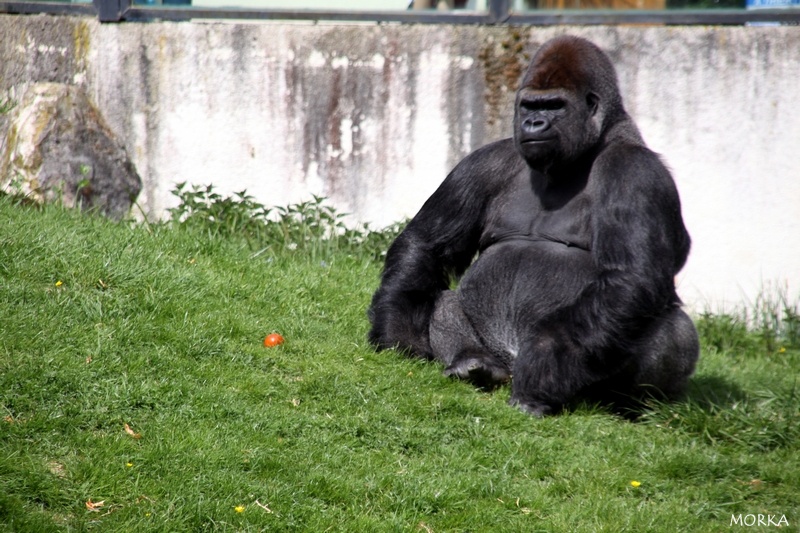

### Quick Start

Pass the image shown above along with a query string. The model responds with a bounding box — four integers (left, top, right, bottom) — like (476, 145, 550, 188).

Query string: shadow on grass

(565, 374, 748, 422)
(683, 374, 747, 410)
(623, 375, 748, 422)
(634, 374, 800, 451)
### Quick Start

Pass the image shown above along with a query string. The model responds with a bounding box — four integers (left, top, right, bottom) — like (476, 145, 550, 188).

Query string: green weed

(0, 95, 14, 115)
(696, 286, 800, 356)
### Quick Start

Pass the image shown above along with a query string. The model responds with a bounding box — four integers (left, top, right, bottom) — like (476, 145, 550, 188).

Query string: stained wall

(2, 15, 799, 310)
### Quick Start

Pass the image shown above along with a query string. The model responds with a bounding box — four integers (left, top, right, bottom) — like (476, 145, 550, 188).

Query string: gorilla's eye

(521, 98, 566, 112)
(541, 99, 566, 111)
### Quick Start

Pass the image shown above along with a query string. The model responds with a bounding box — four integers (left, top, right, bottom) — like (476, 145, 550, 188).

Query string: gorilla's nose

(523, 117, 551, 136)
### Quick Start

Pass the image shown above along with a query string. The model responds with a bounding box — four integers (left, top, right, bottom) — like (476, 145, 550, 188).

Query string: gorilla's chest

(480, 178, 592, 251)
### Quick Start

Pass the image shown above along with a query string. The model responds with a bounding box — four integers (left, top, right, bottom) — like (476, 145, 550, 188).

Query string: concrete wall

(1, 15, 799, 311)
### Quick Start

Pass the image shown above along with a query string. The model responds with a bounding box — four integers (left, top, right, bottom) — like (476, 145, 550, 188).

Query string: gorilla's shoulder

(470, 138, 518, 160)
(596, 141, 675, 190)
(600, 141, 659, 162)
(456, 138, 525, 178)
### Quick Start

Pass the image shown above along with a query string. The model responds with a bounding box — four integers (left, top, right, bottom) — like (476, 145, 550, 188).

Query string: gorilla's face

(513, 87, 600, 168)
(513, 36, 623, 172)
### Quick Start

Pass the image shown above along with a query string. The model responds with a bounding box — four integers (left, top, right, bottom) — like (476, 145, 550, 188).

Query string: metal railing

(0, 0, 798, 25)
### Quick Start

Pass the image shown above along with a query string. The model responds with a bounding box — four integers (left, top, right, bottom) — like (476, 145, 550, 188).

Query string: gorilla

(367, 35, 699, 416)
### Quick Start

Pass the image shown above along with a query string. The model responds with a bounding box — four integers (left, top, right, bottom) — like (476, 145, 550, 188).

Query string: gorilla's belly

(457, 240, 594, 358)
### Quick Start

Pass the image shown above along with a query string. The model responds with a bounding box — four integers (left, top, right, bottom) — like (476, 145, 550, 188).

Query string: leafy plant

(167, 182, 271, 239)
(167, 182, 404, 262)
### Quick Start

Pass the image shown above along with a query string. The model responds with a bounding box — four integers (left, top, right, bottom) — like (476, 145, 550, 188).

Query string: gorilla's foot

(443, 353, 511, 390)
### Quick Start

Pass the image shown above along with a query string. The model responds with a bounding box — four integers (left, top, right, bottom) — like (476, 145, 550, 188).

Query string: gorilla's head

(513, 36, 625, 170)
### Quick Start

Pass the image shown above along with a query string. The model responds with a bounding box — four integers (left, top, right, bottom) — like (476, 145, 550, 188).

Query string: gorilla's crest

(522, 36, 623, 115)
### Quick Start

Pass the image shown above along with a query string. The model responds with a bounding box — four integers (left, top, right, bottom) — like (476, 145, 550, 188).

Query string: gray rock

(0, 83, 141, 220)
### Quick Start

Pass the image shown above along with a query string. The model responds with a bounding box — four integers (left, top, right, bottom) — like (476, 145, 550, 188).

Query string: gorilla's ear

(586, 92, 600, 115)
(587, 92, 604, 138)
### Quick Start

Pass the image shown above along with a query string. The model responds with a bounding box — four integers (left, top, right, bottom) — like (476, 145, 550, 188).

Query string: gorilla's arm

(368, 142, 511, 356)
(571, 146, 690, 349)
(513, 144, 691, 409)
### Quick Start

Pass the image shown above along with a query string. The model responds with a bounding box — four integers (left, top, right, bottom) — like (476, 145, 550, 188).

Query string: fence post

(93, 0, 131, 22)
(489, 0, 511, 22)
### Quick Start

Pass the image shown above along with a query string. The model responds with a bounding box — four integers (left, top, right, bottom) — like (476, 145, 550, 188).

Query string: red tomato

(263, 333, 285, 347)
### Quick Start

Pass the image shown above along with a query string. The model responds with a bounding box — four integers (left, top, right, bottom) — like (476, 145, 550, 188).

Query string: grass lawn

(0, 194, 798, 532)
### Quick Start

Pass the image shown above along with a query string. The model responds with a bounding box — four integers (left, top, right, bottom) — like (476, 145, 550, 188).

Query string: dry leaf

(255, 499, 273, 513)
(47, 461, 66, 478)
(290, 398, 300, 407)
(86, 499, 105, 512)
(124, 423, 142, 439)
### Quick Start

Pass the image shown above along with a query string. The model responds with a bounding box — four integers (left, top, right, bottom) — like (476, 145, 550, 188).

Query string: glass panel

(511, 0, 749, 7)
(187, 1, 410, 7)
(134, 0, 489, 9)
(408, 0, 488, 7)
(14, 0, 94, 3)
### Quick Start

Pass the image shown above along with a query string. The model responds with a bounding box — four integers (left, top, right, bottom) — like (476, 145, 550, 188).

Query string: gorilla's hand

(443, 352, 511, 390)
(508, 397, 556, 418)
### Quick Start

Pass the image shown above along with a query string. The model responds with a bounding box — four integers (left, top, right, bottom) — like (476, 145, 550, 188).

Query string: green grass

(0, 195, 798, 532)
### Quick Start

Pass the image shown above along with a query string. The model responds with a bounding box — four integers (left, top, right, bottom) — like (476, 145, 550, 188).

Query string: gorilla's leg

(509, 334, 589, 417)
(510, 306, 699, 416)
(430, 291, 511, 389)
(628, 306, 699, 400)
(578, 306, 699, 409)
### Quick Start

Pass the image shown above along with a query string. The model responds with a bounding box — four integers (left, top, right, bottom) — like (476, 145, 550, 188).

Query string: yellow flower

(235, 505, 245, 513)
(126, 462, 133, 468)
(630, 480, 641, 487)
(778, 347, 787, 353)
(55, 280, 63, 287)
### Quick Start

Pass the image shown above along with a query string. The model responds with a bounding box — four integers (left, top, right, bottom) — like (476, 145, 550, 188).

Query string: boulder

(0, 83, 141, 220)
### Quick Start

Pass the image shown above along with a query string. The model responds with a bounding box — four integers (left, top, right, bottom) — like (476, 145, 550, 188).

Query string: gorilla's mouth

(521, 138, 556, 145)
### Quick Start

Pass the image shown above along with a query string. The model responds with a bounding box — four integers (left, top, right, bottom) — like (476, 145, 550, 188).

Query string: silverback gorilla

(367, 35, 699, 416)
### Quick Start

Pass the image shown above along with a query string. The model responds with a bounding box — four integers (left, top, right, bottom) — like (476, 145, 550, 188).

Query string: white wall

(1, 16, 799, 312)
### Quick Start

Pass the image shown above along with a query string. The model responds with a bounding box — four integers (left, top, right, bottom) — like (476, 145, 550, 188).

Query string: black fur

(368, 36, 699, 416)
